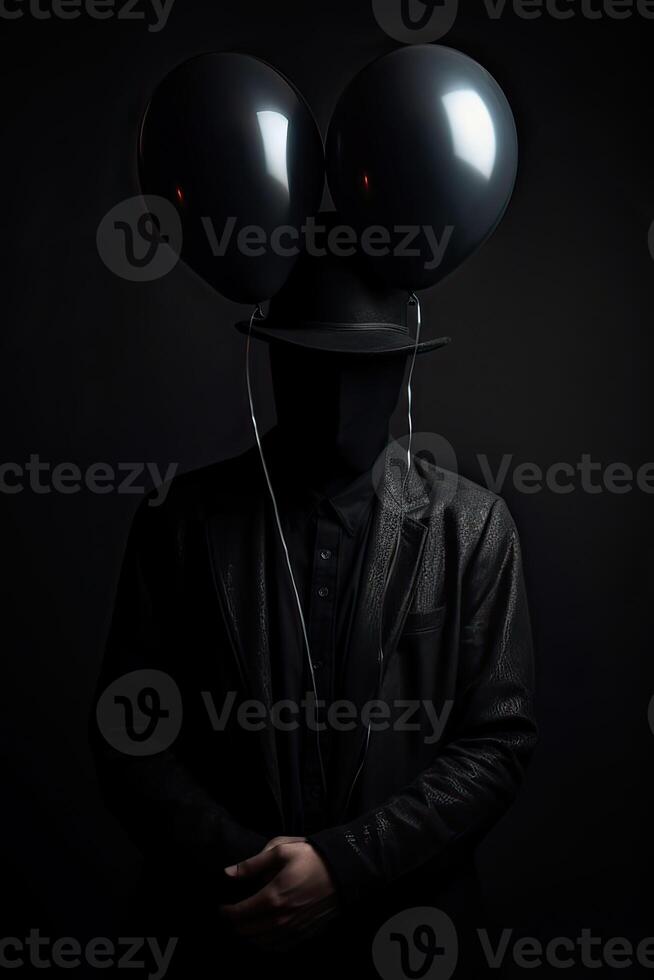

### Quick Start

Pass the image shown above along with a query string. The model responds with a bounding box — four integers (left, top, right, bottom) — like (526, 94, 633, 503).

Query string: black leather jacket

(91, 438, 536, 950)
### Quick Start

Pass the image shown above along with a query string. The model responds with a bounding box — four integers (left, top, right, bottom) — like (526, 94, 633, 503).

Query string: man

(92, 246, 537, 978)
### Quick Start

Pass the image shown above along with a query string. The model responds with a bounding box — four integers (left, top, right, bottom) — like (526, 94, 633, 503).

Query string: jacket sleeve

(89, 496, 267, 887)
(308, 497, 537, 906)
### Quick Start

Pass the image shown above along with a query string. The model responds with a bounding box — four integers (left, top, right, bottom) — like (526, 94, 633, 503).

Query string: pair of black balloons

(139, 46, 518, 304)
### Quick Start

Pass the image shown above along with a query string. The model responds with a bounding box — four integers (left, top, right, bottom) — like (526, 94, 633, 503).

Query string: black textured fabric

(90, 434, 537, 976)
(266, 435, 375, 835)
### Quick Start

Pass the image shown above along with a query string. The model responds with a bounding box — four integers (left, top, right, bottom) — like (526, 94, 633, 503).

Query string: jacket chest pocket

(391, 603, 451, 707)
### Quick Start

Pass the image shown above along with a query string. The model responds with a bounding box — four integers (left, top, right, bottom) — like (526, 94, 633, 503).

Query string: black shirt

(265, 433, 376, 834)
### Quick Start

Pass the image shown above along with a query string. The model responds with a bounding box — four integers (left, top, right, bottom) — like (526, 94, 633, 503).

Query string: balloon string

(406, 292, 422, 485)
(343, 292, 422, 815)
(245, 307, 328, 800)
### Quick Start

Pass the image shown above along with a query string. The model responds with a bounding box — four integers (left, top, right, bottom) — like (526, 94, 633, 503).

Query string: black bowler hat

(235, 228, 451, 357)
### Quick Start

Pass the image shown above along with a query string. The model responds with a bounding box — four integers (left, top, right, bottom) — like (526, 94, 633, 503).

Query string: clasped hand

(220, 837, 338, 951)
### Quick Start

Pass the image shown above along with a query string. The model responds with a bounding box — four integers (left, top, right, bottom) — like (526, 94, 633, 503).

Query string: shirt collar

(317, 470, 375, 537)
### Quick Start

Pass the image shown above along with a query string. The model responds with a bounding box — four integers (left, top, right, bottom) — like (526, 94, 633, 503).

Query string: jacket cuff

(308, 824, 381, 909)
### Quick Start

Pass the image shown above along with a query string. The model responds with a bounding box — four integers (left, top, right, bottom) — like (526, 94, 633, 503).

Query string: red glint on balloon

(363, 173, 369, 191)
(175, 187, 184, 204)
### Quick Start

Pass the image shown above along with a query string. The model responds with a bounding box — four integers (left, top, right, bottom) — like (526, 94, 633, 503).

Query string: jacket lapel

(332, 441, 430, 816)
(206, 488, 283, 821)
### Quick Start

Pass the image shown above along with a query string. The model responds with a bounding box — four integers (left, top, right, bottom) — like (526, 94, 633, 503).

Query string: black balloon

(139, 53, 324, 304)
(326, 45, 518, 291)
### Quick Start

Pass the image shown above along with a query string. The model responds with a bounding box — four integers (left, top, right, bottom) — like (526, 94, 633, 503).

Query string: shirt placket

(302, 514, 341, 829)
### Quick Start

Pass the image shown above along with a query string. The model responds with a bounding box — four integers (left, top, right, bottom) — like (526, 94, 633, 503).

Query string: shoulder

(414, 455, 518, 550)
(135, 443, 263, 532)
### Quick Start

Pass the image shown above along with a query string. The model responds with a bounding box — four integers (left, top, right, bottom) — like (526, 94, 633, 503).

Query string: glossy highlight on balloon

(139, 52, 325, 304)
(326, 44, 519, 291)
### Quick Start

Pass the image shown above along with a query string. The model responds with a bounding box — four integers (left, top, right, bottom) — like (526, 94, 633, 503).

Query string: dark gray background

(1, 0, 652, 973)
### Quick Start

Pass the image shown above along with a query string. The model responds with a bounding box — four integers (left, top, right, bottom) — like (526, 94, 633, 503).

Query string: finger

(224, 846, 283, 880)
(263, 836, 305, 852)
(220, 880, 282, 924)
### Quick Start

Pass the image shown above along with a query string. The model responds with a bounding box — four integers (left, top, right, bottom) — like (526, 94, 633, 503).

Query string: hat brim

(235, 320, 451, 356)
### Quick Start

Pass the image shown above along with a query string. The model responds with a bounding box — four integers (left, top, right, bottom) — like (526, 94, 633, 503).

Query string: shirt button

(312, 660, 323, 671)
(320, 549, 332, 561)
(318, 586, 329, 598)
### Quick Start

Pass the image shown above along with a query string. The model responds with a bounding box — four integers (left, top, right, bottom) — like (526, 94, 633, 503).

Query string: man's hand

(220, 839, 338, 951)
(263, 835, 306, 851)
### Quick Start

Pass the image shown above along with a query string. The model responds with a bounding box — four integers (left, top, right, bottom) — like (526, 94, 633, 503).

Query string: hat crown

(267, 219, 410, 333)
(236, 212, 451, 356)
